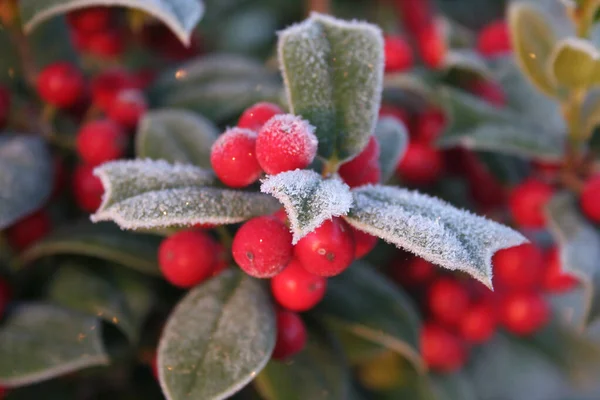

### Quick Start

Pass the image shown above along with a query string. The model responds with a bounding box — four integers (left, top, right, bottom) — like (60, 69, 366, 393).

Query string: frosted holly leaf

(91, 159, 279, 229)
(260, 169, 353, 244)
(344, 185, 527, 287)
(375, 117, 408, 182)
(278, 13, 384, 164)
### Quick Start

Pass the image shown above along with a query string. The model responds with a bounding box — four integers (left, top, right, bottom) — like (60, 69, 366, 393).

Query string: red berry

(0, 386, 6, 399)
(499, 291, 550, 336)
(379, 104, 411, 127)
(416, 22, 446, 69)
(91, 69, 136, 112)
(391, 256, 436, 287)
(67, 7, 112, 32)
(427, 278, 470, 327)
(350, 227, 378, 259)
(210, 127, 262, 188)
(0, 278, 10, 318)
(413, 108, 445, 144)
(271, 259, 327, 312)
(107, 89, 147, 129)
(272, 310, 307, 360)
(542, 248, 578, 293)
(339, 136, 381, 188)
(460, 302, 497, 344)
(395, 0, 433, 34)
(86, 29, 125, 59)
(76, 119, 127, 166)
(509, 179, 554, 228)
(37, 62, 85, 108)
(256, 114, 318, 175)
(238, 102, 284, 131)
(420, 322, 467, 373)
(72, 164, 104, 213)
(396, 141, 444, 185)
(467, 79, 506, 107)
(0, 85, 10, 129)
(294, 218, 355, 277)
(158, 230, 216, 288)
(492, 244, 544, 290)
(477, 20, 511, 58)
(384, 35, 413, 72)
(272, 208, 289, 225)
(211, 242, 230, 277)
(581, 175, 600, 223)
(232, 216, 293, 278)
(6, 210, 51, 251)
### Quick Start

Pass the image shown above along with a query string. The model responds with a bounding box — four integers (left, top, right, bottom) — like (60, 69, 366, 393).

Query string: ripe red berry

(6, 210, 51, 251)
(339, 136, 381, 188)
(76, 119, 127, 166)
(416, 22, 446, 69)
(238, 102, 284, 131)
(350, 227, 378, 259)
(0, 85, 10, 129)
(67, 6, 112, 33)
(0, 386, 6, 399)
(509, 179, 554, 228)
(272, 310, 307, 360)
(232, 216, 293, 278)
(379, 104, 411, 127)
(492, 244, 544, 290)
(0, 278, 10, 318)
(499, 291, 550, 336)
(210, 127, 263, 188)
(271, 259, 327, 312)
(37, 62, 85, 109)
(394, 0, 433, 34)
(581, 175, 600, 223)
(413, 108, 445, 144)
(391, 255, 436, 287)
(427, 278, 470, 327)
(294, 217, 355, 277)
(542, 248, 578, 293)
(477, 20, 511, 58)
(72, 164, 104, 213)
(107, 89, 147, 129)
(460, 302, 497, 344)
(467, 79, 506, 107)
(420, 322, 467, 373)
(158, 230, 216, 288)
(384, 35, 413, 72)
(396, 141, 444, 185)
(91, 69, 136, 112)
(256, 114, 318, 175)
(86, 29, 126, 59)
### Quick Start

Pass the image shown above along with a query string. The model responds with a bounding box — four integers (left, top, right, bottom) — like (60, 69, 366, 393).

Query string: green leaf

(260, 170, 353, 244)
(375, 117, 408, 182)
(254, 321, 350, 400)
(136, 109, 219, 169)
(0, 135, 53, 229)
(430, 372, 477, 400)
(316, 261, 424, 373)
(581, 89, 600, 139)
(436, 87, 565, 161)
(19, 0, 204, 45)
(91, 159, 279, 230)
(549, 38, 600, 88)
(344, 185, 527, 288)
(545, 192, 600, 328)
(158, 269, 275, 400)
(19, 221, 162, 275)
(441, 49, 492, 79)
(508, 2, 558, 97)
(0, 304, 109, 387)
(278, 13, 384, 163)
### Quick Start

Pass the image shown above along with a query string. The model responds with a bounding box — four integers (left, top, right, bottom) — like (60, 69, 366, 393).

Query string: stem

(216, 226, 233, 250)
(7, 16, 38, 89)
(322, 157, 340, 177)
(306, 0, 331, 15)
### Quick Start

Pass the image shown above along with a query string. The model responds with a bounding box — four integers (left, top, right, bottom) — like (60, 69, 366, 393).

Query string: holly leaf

(19, 221, 162, 275)
(344, 185, 527, 287)
(136, 109, 219, 169)
(278, 13, 384, 164)
(91, 159, 279, 229)
(19, 0, 204, 45)
(315, 261, 425, 373)
(375, 117, 408, 182)
(0, 135, 53, 229)
(158, 269, 275, 400)
(254, 321, 350, 400)
(0, 304, 109, 387)
(260, 170, 353, 244)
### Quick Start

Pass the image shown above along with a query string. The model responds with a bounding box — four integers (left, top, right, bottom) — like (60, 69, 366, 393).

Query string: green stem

(322, 157, 340, 177)
(216, 226, 233, 250)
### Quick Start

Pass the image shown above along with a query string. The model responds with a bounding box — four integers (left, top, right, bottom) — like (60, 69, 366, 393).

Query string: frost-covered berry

(107, 89, 147, 129)
(67, 6, 112, 32)
(271, 259, 327, 312)
(477, 20, 511, 58)
(238, 102, 283, 131)
(73, 164, 104, 213)
(492, 244, 544, 290)
(91, 69, 137, 112)
(232, 216, 293, 278)
(384, 35, 413, 72)
(416, 22, 446, 69)
(272, 310, 307, 360)
(76, 119, 127, 166)
(396, 141, 444, 185)
(350, 227, 378, 259)
(499, 291, 549, 336)
(294, 218, 355, 277)
(210, 127, 262, 188)
(581, 175, 600, 223)
(256, 114, 318, 175)
(0, 85, 10, 129)
(37, 62, 85, 109)
(467, 79, 506, 107)
(414, 108, 445, 144)
(158, 230, 216, 288)
(339, 136, 381, 188)
(460, 302, 497, 344)
(6, 210, 51, 251)
(391, 256, 436, 287)
(420, 322, 467, 373)
(0, 278, 10, 319)
(427, 278, 470, 327)
(509, 179, 554, 228)
(542, 247, 577, 293)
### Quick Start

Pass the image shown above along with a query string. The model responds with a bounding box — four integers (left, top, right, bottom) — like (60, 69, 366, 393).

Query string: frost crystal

(344, 185, 527, 287)
(261, 169, 353, 244)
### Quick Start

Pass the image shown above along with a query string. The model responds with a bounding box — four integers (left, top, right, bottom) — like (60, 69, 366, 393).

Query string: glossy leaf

(375, 117, 408, 182)
(158, 269, 275, 400)
(549, 38, 600, 88)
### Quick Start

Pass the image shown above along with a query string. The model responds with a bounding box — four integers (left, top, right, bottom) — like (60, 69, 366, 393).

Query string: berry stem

(322, 157, 340, 177)
(216, 225, 233, 250)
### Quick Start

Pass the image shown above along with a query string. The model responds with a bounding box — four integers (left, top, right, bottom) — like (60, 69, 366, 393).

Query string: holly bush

(2, 0, 600, 399)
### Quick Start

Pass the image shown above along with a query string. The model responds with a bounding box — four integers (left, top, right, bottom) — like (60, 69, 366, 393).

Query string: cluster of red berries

(67, 7, 125, 60)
